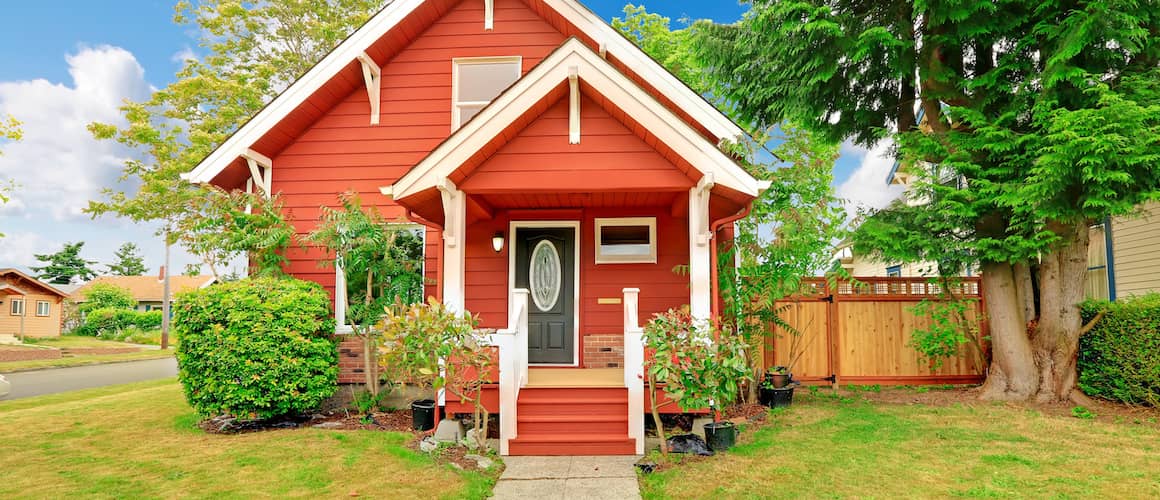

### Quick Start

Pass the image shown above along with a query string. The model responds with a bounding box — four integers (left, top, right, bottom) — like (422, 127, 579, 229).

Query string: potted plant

(643, 306, 750, 453)
(758, 303, 818, 408)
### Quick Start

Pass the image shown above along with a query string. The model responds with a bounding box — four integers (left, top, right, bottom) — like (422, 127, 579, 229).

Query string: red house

(184, 0, 766, 455)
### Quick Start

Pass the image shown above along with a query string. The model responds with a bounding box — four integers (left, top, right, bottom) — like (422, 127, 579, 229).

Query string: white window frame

(595, 217, 658, 264)
(451, 56, 522, 131)
(10, 298, 24, 316)
(36, 300, 50, 317)
(334, 223, 427, 334)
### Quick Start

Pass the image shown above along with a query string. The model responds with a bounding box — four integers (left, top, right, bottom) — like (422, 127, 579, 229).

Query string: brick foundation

(0, 348, 63, 362)
(337, 337, 366, 384)
(583, 334, 625, 368)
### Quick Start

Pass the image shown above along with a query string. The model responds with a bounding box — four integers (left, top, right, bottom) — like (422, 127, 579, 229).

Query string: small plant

(1071, 406, 1097, 420)
(381, 298, 492, 449)
(351, 388, 386, 424)
(907, 279, 989, 371)
(643, 306, 749, 453)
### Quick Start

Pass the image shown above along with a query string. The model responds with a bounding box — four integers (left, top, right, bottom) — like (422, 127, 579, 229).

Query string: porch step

(509, 387, 635, 456)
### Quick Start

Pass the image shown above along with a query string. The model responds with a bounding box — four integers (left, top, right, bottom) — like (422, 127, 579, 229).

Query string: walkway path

(1, 358, 177, 399)
(492, 455, 641, 499)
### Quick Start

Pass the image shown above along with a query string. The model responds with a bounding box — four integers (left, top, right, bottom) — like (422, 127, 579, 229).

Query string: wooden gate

(763, 277, 988, 386)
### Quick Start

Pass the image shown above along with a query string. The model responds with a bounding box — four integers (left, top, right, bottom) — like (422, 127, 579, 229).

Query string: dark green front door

(515, 228, 575, 364)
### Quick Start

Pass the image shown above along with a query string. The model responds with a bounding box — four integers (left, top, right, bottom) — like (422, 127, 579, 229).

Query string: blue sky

(0, 1, 895, 278)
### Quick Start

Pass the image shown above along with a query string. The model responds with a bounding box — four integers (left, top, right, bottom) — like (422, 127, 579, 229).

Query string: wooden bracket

(568, 66, 580, 145)
(484, 0, 494, 30)
(242, 149, 273, 199)
(357, 52, 381, 125)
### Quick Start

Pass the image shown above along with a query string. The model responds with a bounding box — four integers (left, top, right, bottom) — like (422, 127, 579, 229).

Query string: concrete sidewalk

(493, 456, 641, 500)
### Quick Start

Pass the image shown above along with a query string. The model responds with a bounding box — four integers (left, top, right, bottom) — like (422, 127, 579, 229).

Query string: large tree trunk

(978, 261, 1039, 401)
(1013, 261, 1037, 323)
(1031, 220, 1091, 403)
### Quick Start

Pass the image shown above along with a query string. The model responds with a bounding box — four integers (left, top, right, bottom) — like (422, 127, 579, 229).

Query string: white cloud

(838, 139, 870, 159)
(0, 45, 152, 222)
(836, 140, 905, 217)
(171, 46, 198, 64)
(0, 230, 52, 267)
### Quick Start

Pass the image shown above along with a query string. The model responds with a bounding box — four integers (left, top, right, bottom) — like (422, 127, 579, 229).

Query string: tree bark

(1013, 261, 1037, 323)
(978, 261, 1039, 401)
(1031, 220, 1091, 403)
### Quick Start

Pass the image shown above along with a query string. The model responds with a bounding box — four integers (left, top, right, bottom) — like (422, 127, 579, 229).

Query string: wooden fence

(762, 277, 988, 386)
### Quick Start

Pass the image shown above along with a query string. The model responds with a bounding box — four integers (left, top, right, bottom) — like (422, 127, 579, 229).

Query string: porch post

(437, 179, 467, 312)
(623, 288, 645, 455)
(688, 174, 715, 322)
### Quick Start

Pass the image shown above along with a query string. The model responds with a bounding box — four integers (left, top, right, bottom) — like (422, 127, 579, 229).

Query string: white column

(623, 288, 645, 455)
(688, 174, 714, 322)
(438, 179, 467, 312)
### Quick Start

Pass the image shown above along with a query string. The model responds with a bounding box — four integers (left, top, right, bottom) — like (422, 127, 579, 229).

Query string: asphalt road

(1, 358, 178, 400)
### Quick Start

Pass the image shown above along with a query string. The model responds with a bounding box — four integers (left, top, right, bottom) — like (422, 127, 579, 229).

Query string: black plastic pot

(411, 399, 436, 431)
(763, 386, 794, 409)
(703, 421, 737, 451)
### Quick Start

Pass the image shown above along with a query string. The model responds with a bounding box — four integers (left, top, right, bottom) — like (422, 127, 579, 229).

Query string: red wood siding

(456, 95, 695, 194)
(271, 0, 566, 294)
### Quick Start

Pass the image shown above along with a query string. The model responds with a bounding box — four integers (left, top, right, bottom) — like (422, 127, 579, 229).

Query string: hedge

(75, 308, 163, 337)
(174, 277, 338, 420)
(1079, 294, 1160, 407)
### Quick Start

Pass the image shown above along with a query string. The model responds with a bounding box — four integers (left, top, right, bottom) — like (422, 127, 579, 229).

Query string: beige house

(1088, 201, 1160, 301)
(72, 274, 216, 312)
(0, 269, 68, 338)
(833, 242, 944, 278)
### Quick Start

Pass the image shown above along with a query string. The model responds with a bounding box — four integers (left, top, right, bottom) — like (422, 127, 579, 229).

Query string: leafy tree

(79, 283, 136, 313)
(0, 115, 21, 238)
(183, 263, 202, 277)
(31, 242, 98, 285)
(615, 6, 849, 401)
(88, 0, 385, 274)
(107, 242, 148, 276)
(179, 187, 298, 278)
(693, 1, 1160, 402)
(308, 192, 426, 395)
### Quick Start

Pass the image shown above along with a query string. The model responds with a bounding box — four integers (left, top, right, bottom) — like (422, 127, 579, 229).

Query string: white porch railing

(489, 288, 529, 456)
(623, 288, 646, 455)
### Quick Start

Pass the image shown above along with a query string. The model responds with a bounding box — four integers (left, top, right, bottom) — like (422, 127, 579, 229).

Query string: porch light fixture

(492, 232, 505, 253)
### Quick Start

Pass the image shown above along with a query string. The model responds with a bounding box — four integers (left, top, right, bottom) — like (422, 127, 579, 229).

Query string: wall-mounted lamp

(492, 232, 505, 253)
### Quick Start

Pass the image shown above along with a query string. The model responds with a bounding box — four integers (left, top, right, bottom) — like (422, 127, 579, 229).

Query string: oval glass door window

(530, 240, 562, 312)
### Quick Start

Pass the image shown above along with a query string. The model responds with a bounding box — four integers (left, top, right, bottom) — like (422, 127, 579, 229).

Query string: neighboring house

(1087, 201, 1160, 301)
(184, 0, 765, 456)
(72, 274, 216, 312)
(0, 269, 68, 338)
(832, 241, 942, 278)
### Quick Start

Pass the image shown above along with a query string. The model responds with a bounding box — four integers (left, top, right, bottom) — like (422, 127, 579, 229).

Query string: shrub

(175, 277, 338, 420)
(74, 308, 162, 337)
(1079, 294, 1160, 407)
(79, 283, 135, 313)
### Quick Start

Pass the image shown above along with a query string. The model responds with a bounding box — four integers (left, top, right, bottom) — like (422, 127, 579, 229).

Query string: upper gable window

(452, 57, 522, 130)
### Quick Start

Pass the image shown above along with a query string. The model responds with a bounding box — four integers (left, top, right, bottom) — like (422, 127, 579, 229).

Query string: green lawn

(24, 335, 152, 348)
(0, 380, 495, 499)
(642, 391, 1160, 499)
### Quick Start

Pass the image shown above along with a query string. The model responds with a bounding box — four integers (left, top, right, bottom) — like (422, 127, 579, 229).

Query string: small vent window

(595, 218, 657, 264)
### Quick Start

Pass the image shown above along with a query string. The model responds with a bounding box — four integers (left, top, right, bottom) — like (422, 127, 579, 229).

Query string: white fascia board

(391, 39, 759, 199)
(183, 0, 426, 184)
(544, 0, 746, 143)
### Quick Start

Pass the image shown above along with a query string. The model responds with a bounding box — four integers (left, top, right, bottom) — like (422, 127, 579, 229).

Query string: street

(1, 358, 178, 400)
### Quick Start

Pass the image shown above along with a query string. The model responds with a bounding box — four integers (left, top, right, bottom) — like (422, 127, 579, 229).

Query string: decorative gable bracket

(484, 0, 494, 30)
(568, 66, 580, 145)
(357, 52, 382, 125)
(243, 149, 273, 202)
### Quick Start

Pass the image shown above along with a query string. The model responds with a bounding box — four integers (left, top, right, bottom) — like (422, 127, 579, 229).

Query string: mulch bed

(724, 402, 769, 424)
(198, 408, 419, 434)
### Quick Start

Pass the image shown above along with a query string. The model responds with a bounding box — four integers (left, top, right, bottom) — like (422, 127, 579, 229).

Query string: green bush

(79, 283, 135, 313)
(75, 308, 163, 337)
(175, 277, 338, 420)
(1079, 294, 1160, 407)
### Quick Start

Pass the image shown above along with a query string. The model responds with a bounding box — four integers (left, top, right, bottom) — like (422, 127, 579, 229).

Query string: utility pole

(161, 229, 171, 350)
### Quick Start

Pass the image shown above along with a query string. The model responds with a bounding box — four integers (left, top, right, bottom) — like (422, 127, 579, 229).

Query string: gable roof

(390, 38, 761, 200)
(182, 0, 746, 186)
(0, 269, 70, 298)
(72, 275, 216, 303)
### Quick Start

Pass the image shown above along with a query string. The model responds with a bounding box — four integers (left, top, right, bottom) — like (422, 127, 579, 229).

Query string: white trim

(688, 174, 715, 322)
(35, 300, 50, 317)
(356, 52, 382, 125)
(568, 66, 580, 144)
(439, 181, 467, 312)
(451, 56, 522, 132)
(484, 0, 494, 30)
(594, 217, 657, 264)
(541, 0, 744, 141)
(508, 221, 581, 367)
(622, 287, 645, 454)
(391, 39, 759, 199)
(9, 298, 24, 316)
